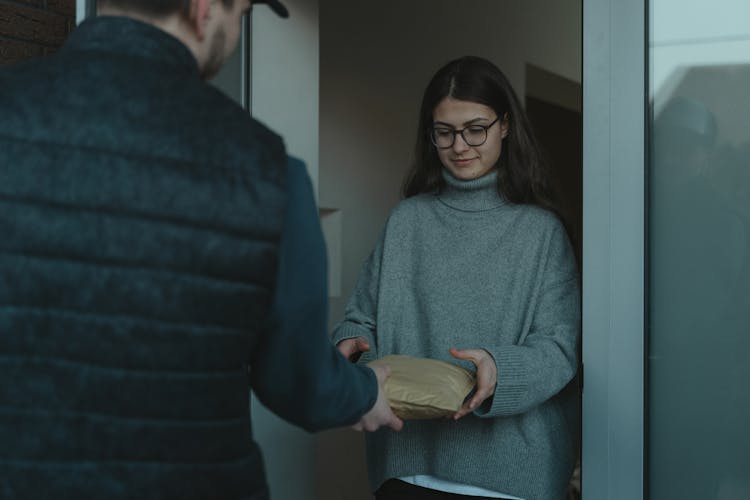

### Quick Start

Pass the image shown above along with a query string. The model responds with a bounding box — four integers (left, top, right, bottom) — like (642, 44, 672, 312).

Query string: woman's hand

(336, 337, 371, 362)
(449, 347, 497, 420)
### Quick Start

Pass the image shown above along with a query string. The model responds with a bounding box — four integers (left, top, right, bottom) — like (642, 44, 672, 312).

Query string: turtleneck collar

(437, 169, 506, 212)
(63, 16, 200, 76)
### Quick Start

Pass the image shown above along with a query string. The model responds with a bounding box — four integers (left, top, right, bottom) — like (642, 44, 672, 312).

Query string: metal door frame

(582, 0, 647, 498)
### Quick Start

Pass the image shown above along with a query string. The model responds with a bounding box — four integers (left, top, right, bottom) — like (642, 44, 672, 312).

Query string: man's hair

(98, 0, 234, 17)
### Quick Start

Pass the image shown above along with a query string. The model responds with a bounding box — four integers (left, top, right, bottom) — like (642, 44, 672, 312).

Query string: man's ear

(187, 0, 211, 41)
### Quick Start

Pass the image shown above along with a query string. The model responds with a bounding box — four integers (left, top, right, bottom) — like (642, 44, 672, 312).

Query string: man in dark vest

(0, 0, 402, 498)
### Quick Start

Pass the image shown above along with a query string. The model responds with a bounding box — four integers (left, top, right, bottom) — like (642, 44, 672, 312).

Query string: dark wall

(526, 96, 583, 270)
(0, 0, 76, 65)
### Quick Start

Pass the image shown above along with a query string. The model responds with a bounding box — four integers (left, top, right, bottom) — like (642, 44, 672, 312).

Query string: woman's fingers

(450, 347, 498, 420)
(453, 385, 492, 420)
(336, 339, 355, 358)
(336, 337, 371, 361)
(449, 347, 479, 364)
(355, 337, 371, 353)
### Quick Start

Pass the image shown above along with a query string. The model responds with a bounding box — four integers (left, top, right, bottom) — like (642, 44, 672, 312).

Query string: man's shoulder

(0, 55, 57, 112)
(0, 48, 288, 183)
(194, 83, 283, 144)
(188, 84, 285, 167)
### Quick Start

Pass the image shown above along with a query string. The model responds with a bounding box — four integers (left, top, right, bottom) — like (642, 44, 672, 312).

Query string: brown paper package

(368, 354, 476, 420)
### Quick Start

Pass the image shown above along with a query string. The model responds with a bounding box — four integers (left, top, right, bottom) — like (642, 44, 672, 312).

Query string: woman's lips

(452, 158, 476, 167)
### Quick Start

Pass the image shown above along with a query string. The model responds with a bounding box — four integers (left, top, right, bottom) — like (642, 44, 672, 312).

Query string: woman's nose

(452, 132, 470, 153)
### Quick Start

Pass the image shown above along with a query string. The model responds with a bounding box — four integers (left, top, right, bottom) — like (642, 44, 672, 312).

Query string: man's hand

(336, 337, 371, 362)
(449, 347, 497, 420)
(352, 364, 403, 432)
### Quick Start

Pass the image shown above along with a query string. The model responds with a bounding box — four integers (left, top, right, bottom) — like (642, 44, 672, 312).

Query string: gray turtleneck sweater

(332, 169, 580, 500)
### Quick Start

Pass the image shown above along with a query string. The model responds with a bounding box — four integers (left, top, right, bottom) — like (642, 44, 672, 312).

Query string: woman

(332, 56, 580, 500)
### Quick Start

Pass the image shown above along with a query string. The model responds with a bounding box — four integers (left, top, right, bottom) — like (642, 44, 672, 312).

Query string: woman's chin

(447, 164, 492, 181)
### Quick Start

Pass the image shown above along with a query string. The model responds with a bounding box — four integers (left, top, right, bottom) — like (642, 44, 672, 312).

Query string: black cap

(254, 0, 289, 18)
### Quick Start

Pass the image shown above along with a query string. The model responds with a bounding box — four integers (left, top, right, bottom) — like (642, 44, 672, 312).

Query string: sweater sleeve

(475, 221, 581, 418)
(329, 230, 385, 358)
(249, 156, 377, 432)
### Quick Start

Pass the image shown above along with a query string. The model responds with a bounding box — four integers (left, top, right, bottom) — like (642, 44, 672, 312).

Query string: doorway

(317, 1, 582, 499)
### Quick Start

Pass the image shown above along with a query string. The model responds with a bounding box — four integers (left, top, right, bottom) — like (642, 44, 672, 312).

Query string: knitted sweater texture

(332, 169, 581, 500)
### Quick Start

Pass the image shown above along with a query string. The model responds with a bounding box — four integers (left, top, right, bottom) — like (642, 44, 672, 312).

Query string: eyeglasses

(430, 117, 500, 149)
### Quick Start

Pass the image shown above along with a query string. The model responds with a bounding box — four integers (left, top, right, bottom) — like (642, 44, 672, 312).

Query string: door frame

(76, 0, 649, 497)
(582, 0, 647, 498)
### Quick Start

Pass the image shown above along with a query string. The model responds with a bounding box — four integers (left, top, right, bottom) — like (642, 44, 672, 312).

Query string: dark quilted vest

(0, 17, 286, 499)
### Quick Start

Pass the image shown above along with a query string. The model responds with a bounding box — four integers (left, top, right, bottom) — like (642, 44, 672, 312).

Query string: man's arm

(249, 156, 400, 432)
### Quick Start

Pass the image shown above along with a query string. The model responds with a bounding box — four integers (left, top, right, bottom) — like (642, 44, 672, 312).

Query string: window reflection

(649, 30, 750, 500)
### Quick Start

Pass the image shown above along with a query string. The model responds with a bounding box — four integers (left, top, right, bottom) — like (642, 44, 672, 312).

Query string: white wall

(317, 1, 581, 498)
(76, 0, 86, 24)
(249, 2, 320, 500)
(252, 0, 320, 193)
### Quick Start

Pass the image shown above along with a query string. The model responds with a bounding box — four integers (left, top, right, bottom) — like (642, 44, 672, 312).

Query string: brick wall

(0, 0, 76, 65)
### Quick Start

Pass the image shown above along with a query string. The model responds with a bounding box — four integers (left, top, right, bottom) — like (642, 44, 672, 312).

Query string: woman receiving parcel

(332, 56, 580, 500)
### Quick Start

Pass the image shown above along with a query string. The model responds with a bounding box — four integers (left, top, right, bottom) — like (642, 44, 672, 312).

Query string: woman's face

(432, 97, 508, 181)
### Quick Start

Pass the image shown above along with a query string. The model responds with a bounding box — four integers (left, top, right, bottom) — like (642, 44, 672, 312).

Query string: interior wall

(252, 0, 320, 191)
(526, 65, 583, 269)
(317, 1, 581, 499)
(249, 2, 321, 499)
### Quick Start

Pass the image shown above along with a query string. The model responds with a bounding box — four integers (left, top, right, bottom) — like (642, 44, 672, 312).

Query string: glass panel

(210, 39, 245, 105)
(648, 1, 750, 499)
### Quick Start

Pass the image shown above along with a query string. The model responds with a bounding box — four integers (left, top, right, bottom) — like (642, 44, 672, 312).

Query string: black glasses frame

(429, 117, 500, 149)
